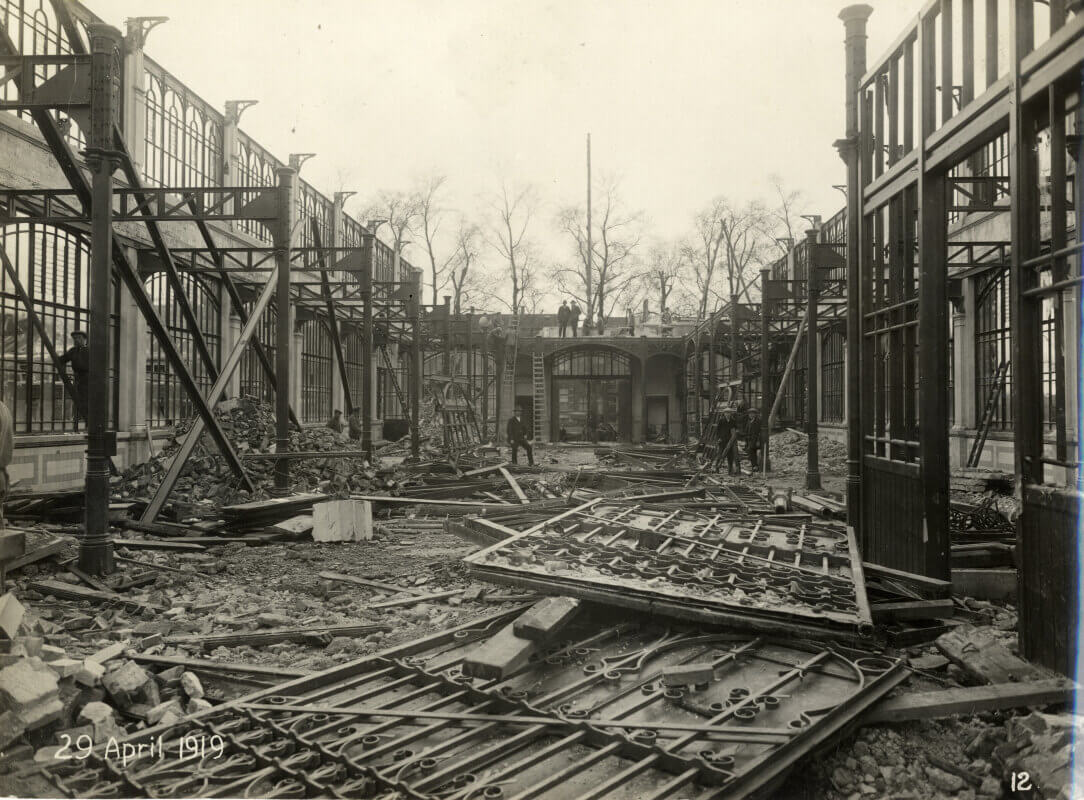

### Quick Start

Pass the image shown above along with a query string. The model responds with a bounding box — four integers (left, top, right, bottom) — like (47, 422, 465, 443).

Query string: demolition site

(0, 1, 1080, 799)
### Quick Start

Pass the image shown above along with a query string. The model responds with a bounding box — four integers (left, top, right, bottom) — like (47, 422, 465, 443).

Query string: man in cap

(56, 330, 89, 424)
(557, 300, 570, 338)
(506, 406, 534, 466)
(743, 407, 763, 472)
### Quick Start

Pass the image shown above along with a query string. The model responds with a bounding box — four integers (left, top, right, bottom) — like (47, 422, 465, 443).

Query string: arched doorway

(551, 348, 634, 442)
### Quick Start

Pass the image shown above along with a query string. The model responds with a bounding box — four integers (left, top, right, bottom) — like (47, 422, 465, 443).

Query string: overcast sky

(91, 0, 920, 302)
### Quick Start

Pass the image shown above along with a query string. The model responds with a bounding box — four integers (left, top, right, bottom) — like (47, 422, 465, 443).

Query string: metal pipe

(361, 233, 375, 460)
(805, 229, 821, 491)
(410, 269, 422, 460)
(273, 166, 296, 492)
(80, 22, 123, 575)
(760, 268, 772, 473)
(837, 3, 873, 534)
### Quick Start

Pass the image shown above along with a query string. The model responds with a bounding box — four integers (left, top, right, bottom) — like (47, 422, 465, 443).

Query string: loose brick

(0, 594, 25, 641)
(661, 663, 717, 688)
(180, 672, 204, 700)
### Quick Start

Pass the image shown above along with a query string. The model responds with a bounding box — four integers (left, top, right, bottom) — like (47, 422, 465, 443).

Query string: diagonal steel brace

(141, 265, 279, 522)
(311, 222, 353, 413)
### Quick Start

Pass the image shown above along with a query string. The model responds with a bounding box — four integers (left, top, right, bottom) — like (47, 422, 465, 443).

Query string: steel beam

(273, 167, 296, 492)
(141, 266, 279, 522)
(360, 233, 374, 460)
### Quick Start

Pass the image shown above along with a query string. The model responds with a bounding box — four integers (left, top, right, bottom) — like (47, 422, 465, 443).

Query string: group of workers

(556, 300, 583, 338)
(713, 390, 763, 475)
(327, 408, 363, 440)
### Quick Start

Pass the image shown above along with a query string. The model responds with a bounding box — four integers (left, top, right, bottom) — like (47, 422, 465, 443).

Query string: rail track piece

(28, 607, 906, 800)
(464, 501, 875, 640)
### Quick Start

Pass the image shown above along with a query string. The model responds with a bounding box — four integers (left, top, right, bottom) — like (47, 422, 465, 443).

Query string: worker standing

(506, 406, 534, 466)
(327, 409, 344, 434)
(744, 407, 762, 472)
(56, 330, 89, 425)
(716, 407, 738, 476)
(569, 301, 581, 338)
(557, 301, 570, 338)
(347, 408, 362, 441)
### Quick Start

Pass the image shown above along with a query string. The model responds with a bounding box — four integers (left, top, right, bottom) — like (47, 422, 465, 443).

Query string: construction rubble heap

(0, 426, 1074, 800)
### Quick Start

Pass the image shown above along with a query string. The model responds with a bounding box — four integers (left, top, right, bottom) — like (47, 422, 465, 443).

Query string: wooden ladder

(967, 360, 1009, 468)
(500, 316, 520, 439)
(532, 351, 547, 442)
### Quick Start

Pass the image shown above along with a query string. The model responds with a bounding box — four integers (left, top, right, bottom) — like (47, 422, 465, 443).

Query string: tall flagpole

(586, 133, 592, 325)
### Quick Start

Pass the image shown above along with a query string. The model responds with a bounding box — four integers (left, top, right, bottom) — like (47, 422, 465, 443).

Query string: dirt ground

(5, 439, 1034, 799)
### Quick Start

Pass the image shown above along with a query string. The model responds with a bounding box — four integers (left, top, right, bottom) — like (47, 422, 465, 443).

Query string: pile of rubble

(0, 591, 211, 765)
(768, 428, 848, 474)
(112, 397, 392, 505)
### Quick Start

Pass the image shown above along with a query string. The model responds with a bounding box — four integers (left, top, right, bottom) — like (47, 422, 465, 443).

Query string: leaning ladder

(532, 352, 547, 442)
(500, 317, 520, 440)
(967, 360, 1010, 468)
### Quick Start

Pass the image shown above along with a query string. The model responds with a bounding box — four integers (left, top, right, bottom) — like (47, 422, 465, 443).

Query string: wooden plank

(871, 599, 955, 622)
(165, 621, 391, 649)
(113, 538, 206, 552)
(5, 535, 65, 571)
(461, 622, 537, 680)
(130, 653, 308, 678)
(512, 597, 581, 642)
(65, 564, 118, 595)
(499, 467, 530, 504)
(936, 624, 1050, 684)
(462, 462, 508, 477)
(29, 580, 162, 613)
(864, 678, 1075, 723)
(952, 567, 1016, 600)
(368, 589, 462, 610)
(861, 562, 952, 598)
(318, 571, 425, 596)
(349, 495, 511, 509)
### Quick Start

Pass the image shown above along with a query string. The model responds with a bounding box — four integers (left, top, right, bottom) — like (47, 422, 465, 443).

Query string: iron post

(410, 268, 422, 460)
(805, 228, 822, 491)
(80, 23, 123, 574)
(837, 4, 873, 528)
(360, 233, 374, 461)
(760, 268, 772, 473)
(273, 166, 296, 492)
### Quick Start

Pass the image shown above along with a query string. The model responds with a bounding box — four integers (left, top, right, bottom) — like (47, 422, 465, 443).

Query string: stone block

(102, 660, 158, 709)
(661, 663, 717, 688)
(180, 672, 203, 699)
(312, 500, 372, 542)
(0, 594, 25, 641)
(146, 699, 182, 725)
(74, 660, 106, 687)
(77, 701, 118, 740)
(46, 658, 82, 679)
(461, 623, 537, 680)
(39, 645, 67, 663)
(0, 659, 61, 728)
(86, 640, 128, 665)
(512, 597, 581, 642)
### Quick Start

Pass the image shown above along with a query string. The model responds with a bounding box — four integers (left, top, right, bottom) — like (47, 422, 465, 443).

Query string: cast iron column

(837, 4, 873, 526)
(481, 327, 490, 441)
(760, 267, 772, 473)
(273, 166, 297, 491)
(360, 233, 374, 460)
(80, 23, 123, 574)
(409, 269, 422, 460)
(805, 228, 822, 490)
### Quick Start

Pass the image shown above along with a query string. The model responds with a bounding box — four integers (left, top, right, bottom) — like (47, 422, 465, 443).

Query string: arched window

(552, 350, 630, 376)
(145, 273, 220, 428)
(0, 225, 117, 432)
(300, 319, 332, 423)
(821, 330, 845, 423)
(974, 268, 1012, 430)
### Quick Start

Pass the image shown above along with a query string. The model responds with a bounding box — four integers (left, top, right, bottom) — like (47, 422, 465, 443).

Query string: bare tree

(361, 188, 421, 256)
(767, 175, 809, 258)
(414, 174, 457, 305)
(684, 197, 771, 317)
(553, 175, 645, 325)
(641, 239, 686, 314)
(448, 218, 484, 314)
(483, 179, 538, 315)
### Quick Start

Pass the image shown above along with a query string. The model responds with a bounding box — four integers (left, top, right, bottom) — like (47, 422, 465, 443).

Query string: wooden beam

(864, 678, 1074, 724)
(499, 467, 530, 504)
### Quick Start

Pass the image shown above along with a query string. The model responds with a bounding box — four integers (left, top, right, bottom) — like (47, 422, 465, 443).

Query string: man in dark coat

(569, 301, 581, 338)
(327, 409, 344, 433)
(557, 301, 570, 338)
(506, 406, 534, 465)
(347, 408, 363, 441)
(743, 407, 762, 471)
(715, 407, 739, 475)
(56, 330, 89, 424)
